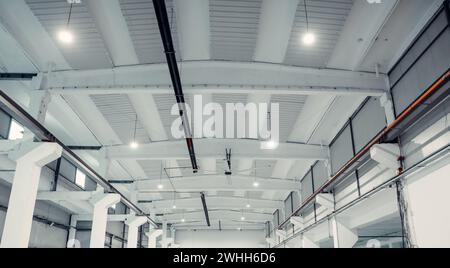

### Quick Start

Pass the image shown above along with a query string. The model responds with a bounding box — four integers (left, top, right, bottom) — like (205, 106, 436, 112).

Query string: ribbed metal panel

(152, 93, 190, 141)
(271, 95, 307, 142)
(138, 160, 165, 179)
(119, 0, 180, 64)
(25, 0, 112, 69)
(210, 0, 262, 61)
(284, 0, 352, 68)
(90, 94, 151, 144)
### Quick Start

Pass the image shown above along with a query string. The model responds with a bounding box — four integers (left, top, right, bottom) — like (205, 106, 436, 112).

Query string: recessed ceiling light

(157, 184, 164, 190)
(172, 205, 177, 209)
(246, 204, 251, 208)
(181, 218, 186, 223)
(58, 30, 74, 44)
(253, 181, 260, 188)
(302, 32, 316, 46)
(240, 216, 246, 221)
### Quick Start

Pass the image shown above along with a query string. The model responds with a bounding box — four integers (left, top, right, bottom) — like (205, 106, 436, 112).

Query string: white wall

(404, 157, 450, 248)
(0, 208, 69, 248)
(175, 230, 266, 248)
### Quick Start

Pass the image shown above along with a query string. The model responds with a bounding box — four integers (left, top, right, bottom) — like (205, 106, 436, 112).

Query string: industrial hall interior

(0, 0, 449, 249)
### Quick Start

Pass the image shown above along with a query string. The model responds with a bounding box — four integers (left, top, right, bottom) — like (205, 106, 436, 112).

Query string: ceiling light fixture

(58, 30, 74, 44)
(261, 112, 279, 150)
(245, 192, 251, 208)
(302, 0, 315, 46)
(59, 3, 74, 44)
(130, 114, 139, 149)
(181, 210, 186, 223)
(240, 209, 246, 221)
(303, 32, 316, 46)
(253, 163, 259, 187)
(172, 192, 177, 209)
(130, 141, 139, 149)
(157, 162, 164, 190)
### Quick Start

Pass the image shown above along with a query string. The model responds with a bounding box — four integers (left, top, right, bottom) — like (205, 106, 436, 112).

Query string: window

(8, 120, 24, 140)
(75, 169, 86, 189)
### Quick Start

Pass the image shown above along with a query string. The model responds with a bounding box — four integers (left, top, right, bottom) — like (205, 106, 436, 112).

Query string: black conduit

(152, 0, 198, 172)
(0, 73, 37, 81)
(200, 193, 211, 227)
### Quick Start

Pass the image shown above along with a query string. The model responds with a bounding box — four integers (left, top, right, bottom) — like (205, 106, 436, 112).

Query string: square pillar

(330, 216, 358, 248)
(171, 227, 176, 246)
(301, 235, 319, 248)
(380, 92, 396, 125)
(1, 142, 62, 248)
(146, 229, 163, 248)
(161, 221, 168, 248)
(23, 90, 52, 140)
(125, 216, 147, 248)
(67, 216, 79, 248)
(89, 193, 121, 248)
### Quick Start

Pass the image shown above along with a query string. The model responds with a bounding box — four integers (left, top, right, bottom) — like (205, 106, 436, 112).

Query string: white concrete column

(171, 227, 176, 246)
(370, 143, 401, 170)
(0, 142, 62, 248)
(315, 194, 334, 212)
(276, 229, 288, 243)
(97, 152, 111, 178)
(290, 216, 305, 230)
(125, 216, 147, 248)
(301, 235, 319, 248)
(88, 192, 121, 248)
(266, 236, 277, 248)
(29, 91, 51, 124)
(67, 216, 78, 248)
(22, 90, 52, 140)
(380, 91, 396, 125)
(146, 229, 163, 248)
(161, 221, 168, 248)
(330, 217, 358, 248)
